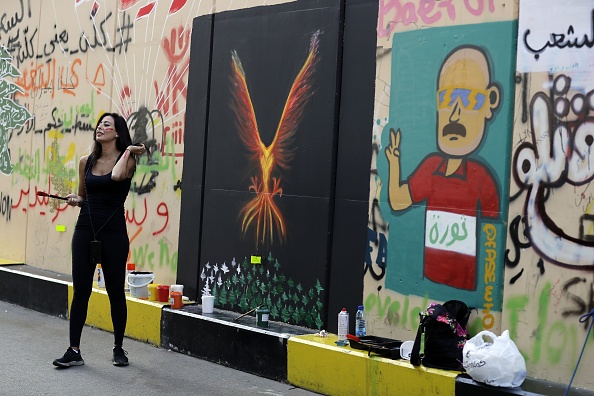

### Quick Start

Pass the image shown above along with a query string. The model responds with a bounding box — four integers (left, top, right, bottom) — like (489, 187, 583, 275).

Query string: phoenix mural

(229, 31, 320, 247)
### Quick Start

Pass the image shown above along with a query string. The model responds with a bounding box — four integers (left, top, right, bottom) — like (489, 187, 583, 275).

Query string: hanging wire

(564, 308, 594, 396)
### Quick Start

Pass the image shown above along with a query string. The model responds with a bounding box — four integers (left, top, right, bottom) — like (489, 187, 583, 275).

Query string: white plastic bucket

(126, 272, 155, 299)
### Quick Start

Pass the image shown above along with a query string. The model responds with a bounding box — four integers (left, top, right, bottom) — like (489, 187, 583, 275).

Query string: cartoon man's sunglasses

(437, 87, 488, 111)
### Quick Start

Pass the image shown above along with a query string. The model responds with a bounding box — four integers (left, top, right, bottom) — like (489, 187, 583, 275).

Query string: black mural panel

(199, 2, 341, 328)
(176, 15, 214, 300)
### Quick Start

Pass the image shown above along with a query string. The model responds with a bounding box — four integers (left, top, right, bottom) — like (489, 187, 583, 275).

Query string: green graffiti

(505, 294, 529, 343)
(545, 322, 568, 365)
(12, 149, 41, 181)
(158, 239, 178, 273)
(365, 294, 427, 329)
(534, 282, 552, 364)
(57, 91, 96, 131)
(0, 44, 33, 175)
(132, 237, 177, 274)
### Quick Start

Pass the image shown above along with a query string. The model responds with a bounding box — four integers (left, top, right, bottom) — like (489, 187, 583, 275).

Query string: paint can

(124, 263, 136, 292)
(170, 284, 183, 298)
(148, 283, 159, 301)
(157, 285, 170, 302)
(256, 306, 270, 327)
(170, 291, 183, 309)
(126, 271, 154, 299)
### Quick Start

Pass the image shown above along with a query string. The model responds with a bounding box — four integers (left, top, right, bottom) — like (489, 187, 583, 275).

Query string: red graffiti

(120, 85, 134, 118)
(163, 119, 184, 158)
(169, 0, 188, 15)
(154, 26, 190, 116)
(126, 197, 148, 226)
(119, 0, 142, 11)
(152, 202, 169, 236)
(136, 2, 156, 20)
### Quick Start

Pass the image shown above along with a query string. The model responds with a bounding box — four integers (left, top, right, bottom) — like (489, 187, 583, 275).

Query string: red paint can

(170, 291, 183, 309)
(157, 285, 170, 302)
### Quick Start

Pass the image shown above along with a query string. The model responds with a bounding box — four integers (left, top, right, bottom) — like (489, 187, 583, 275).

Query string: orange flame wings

(229, 31, 320, 247)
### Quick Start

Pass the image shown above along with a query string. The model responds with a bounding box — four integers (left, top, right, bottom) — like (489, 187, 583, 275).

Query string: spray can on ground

(97, 264, 105, 288)
(338, 308, 349, 342)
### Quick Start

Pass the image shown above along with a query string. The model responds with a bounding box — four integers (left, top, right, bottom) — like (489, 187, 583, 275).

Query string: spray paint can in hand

(337, 308, 349, 343)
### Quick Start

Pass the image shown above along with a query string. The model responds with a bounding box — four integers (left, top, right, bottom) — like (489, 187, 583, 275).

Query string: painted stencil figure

(230, 31, 320, 247)
(53, 113, 146, 367)
(385, 46, 500, 290)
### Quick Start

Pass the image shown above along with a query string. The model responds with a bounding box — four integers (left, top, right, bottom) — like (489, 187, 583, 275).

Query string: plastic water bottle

(337, 308, 349, 342)
(355, 305, 366, 337)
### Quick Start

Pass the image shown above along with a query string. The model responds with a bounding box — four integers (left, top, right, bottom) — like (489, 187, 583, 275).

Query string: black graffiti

(6, 26, 37, 67)
(505, 215, 531, 268)
(537, 258, 545, 275)
(173, 179, 181, 191)
(0, 0, 28, 37)
(523, 9, 594, 60)
(40, 26, 69, 59)
(128, 106, 161, 166)
(579, 214, 594, 242)
(75, 11, 133, 55)
(510, 268, 524, 284)
(365, 226, 386, 281)
(132, 170, 159, 195)
(0, 192, 12, 222)
(561, 277, 594, 328)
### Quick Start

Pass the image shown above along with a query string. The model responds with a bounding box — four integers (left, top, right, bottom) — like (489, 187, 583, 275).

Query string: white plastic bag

(463, 330, 526, 387)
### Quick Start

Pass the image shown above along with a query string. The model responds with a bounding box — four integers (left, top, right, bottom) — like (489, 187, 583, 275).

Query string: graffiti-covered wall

(0, 0, 283, 286)
(3, 0, 594, 391)
(369, 0, 517, 341)
(505, 0, 594, 387)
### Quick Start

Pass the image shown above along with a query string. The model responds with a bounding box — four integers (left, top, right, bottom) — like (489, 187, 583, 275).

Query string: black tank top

(75, 153, 132, 235)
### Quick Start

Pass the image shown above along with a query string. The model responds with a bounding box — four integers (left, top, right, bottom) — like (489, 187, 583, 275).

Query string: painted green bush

(200, 252, 324, 329)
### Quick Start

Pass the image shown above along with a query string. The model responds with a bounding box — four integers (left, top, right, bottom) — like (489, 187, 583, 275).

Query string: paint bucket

(201, 295, 214, 314)
(126, 271, 154, 299)
(124, 263, 136, 292)
(157, 285, 170, 302)
(148, 283, 159, 301)
(256, 306, 270, 327)
(170, 284, 183, 297)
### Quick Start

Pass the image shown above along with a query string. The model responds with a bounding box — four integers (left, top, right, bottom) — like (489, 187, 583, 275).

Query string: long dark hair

(90, 113, 132, 164)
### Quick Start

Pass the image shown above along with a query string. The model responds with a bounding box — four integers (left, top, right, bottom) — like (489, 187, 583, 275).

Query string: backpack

(410, 300, 471, 370)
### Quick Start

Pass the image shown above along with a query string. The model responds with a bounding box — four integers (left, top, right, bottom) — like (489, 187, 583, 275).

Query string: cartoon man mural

(385, 45, 500, 290)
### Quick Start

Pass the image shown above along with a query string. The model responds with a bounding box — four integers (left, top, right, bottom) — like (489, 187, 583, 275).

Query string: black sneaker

(53, 347, 84, 367)
(112, 346, 129, 366)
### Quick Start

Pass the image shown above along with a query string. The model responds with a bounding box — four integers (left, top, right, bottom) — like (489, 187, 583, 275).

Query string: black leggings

(70, 228, 129, 348)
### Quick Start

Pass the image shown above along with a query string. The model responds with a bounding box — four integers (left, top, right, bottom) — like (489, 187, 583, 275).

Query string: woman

(53, 113, 145, 367)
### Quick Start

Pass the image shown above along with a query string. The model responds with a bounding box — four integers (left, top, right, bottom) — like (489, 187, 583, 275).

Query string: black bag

(348, 335, 403, 360)
(410, 300, 471, 370)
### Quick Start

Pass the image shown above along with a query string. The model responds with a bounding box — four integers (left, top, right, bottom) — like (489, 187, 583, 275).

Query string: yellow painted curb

(0, 258, 21, 265)
(68, 283, 164, 346)
(288, 334, 458, 396)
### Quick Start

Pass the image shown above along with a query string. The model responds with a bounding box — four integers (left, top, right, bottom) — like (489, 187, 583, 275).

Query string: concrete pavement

(0, 300, 320, 396)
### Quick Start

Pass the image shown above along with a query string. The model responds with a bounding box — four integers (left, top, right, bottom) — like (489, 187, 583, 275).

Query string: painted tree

(0, 45, 32, 175)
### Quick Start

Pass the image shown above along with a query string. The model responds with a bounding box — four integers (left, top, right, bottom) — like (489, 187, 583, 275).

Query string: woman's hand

(65, 193, 83, 207)
(127, 143, 146, 156)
